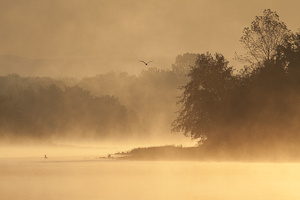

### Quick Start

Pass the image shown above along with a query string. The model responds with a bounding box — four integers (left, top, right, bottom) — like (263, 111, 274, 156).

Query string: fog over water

(2, 1, 300, 199)
(1, 159, 300, 200)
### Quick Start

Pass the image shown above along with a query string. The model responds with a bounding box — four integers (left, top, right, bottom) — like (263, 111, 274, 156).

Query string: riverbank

(116, 144, 300, 162)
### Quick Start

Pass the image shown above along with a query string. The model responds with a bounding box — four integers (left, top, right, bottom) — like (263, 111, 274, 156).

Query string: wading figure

(44, 155, 47, 159)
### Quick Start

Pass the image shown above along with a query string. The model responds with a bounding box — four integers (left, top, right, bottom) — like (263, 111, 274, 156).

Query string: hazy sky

(1, 0, 300, 75)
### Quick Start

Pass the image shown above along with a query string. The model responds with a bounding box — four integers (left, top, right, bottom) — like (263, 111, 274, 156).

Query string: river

(1, 157, 300, 200)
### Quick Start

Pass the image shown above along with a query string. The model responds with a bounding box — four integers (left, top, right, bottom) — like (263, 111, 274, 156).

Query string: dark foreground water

(1, 157, 300, 200)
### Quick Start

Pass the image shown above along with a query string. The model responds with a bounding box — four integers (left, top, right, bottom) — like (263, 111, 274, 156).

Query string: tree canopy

(238, 9, 290, 66)
(172, 52, 234, 143)
(173, 9, 300, 154)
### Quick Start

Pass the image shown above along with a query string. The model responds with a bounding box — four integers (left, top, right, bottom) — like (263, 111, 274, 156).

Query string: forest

(1, 9, 300, 160)
(0, 59, 191, 143)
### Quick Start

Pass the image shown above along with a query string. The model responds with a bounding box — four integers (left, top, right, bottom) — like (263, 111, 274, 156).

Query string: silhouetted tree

(172, 52, 234, 143)
(275, 32, 300, 85)
(238, 9, 290, 67)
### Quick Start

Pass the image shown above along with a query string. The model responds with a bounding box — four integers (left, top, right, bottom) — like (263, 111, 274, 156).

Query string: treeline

(0, 74, 140, 141)
(0, 54, 195, 142)
(172, 10, 300, 158)
(78, 68, 188, 133)
(77, 54, 197, 135)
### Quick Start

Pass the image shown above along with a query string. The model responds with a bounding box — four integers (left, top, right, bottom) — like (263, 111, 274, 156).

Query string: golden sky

(0, 0, 300, 75)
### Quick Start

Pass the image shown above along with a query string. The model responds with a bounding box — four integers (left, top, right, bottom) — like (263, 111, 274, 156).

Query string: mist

(1, 0, 300, 78)
(0, 64, 195, 151)
(2, 2, 300, 200)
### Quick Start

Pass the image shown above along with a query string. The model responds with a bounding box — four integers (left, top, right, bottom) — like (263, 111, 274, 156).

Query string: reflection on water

(1, 158, 300, 200)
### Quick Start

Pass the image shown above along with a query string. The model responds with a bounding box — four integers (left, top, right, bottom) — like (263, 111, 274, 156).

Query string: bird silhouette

(139, 60, 153, 65)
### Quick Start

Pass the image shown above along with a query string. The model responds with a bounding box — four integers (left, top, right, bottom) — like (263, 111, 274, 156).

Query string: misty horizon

(1, 4, 300, 160)
(2, 2, 300, 200)
(1, 1, 300, 78)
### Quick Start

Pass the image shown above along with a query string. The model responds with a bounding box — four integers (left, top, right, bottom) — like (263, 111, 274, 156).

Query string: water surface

(1, 158, 299, 200)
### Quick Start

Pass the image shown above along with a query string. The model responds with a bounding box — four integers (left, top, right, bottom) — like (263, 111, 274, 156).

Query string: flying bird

(139, 60, 153, 65)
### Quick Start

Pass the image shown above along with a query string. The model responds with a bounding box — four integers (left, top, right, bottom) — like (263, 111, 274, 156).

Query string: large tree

(172, 52, 234, 143)
(238, 9, 290, 66)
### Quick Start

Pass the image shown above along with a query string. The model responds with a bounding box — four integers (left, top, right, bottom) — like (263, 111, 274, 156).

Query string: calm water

(1, 158, 300, 200)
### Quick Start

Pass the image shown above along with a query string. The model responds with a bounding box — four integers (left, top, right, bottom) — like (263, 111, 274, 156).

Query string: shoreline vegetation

(115, 144, 300, 163)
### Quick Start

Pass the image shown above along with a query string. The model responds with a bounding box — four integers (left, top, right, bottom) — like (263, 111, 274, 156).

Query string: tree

(172, 52, 234, 143)
(171, 53, 199, 75)
(238, 9, 290, 66)
(275, 32, 300, 82)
